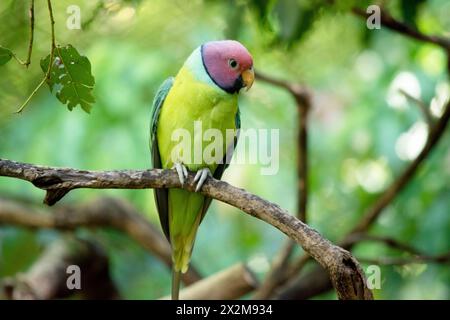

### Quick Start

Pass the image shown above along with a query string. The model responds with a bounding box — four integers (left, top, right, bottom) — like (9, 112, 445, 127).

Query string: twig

(0, 196, 201, 285)
(82, 0, 105, 29)
(15, 0, 56, 114)
(11, 0, 35, 67)
(0, 158, 372, 300)
(352, 7, 450, 50)
(342, 233, 422, 255)
(358, 252, 450, 266)
(160, 263, 258, 300)
(399, 89, 434, 126)
(1, 236, 120, 300)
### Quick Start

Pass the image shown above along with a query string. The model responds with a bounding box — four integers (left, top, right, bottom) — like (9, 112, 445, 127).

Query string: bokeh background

(0, 0, 449, 299)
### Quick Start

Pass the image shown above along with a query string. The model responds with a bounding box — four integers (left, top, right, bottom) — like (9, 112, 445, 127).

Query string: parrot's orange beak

(242, 67, 254, 91)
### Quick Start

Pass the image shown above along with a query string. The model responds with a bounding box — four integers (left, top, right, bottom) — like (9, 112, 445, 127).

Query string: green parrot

(150, 40, 254, 300)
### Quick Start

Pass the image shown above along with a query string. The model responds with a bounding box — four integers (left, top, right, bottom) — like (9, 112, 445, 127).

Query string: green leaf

(0, 46, 13, 66)
(40, 44, 96, 113)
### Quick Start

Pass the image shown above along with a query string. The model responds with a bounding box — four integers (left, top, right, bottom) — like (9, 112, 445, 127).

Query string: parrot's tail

(172, 269, 181, 300)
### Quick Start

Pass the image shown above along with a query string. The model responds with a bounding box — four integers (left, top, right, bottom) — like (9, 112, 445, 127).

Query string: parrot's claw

(193, 168, 212, 192)
(172, 163, 188, 186)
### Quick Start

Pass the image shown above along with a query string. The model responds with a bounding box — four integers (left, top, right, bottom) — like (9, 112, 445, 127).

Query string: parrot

(149, 40, 254, 300)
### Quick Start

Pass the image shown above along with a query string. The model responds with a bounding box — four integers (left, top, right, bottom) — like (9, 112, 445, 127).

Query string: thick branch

(1, 237, 119, 300)
(0, 158, 372, 300)
(0, 197, 201, 285)
(160, 263, 258, 300)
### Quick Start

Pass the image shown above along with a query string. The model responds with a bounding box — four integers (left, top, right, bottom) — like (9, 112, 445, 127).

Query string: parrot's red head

(201, 40, 254, 94)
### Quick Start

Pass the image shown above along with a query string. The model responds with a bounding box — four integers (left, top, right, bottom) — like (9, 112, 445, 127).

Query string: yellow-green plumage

(150, 40, 254, 300)
(157, 66, 238, 273)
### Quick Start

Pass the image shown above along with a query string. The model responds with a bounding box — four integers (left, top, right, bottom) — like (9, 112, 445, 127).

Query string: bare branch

(0, 159, 372, 299)
(342, 233, 422, 255)
(15, 0, 56, 113)
(358, 252, 450, 266)
(160, 263, 258, 300)
(352, 7, 450, 50)
(0, 197, 201, 285)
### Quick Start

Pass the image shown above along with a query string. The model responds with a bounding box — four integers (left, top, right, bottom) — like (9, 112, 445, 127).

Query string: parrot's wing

(150, 77, 174, 241)
(200, 109, 241, 222)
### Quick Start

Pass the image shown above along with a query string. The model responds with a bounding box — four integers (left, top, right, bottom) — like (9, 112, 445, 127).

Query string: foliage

(40, 45, 96, 112)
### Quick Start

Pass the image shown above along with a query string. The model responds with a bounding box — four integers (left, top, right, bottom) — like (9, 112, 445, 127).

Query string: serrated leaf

(40, 44, 95, 113)
(0, 46, 13, 66)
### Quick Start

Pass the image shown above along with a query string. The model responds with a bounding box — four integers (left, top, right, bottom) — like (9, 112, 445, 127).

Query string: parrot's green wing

(199, 109, 241, 221)
(150, 77, 174, 241)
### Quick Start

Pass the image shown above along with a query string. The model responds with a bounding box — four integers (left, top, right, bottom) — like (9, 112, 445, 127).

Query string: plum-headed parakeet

(150, 40, 254, 299)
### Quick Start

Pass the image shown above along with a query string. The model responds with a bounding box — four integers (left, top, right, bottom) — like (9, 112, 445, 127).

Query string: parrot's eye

(228, 59, 238, 69)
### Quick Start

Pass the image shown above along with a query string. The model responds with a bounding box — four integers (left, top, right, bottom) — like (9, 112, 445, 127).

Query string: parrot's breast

(157, 66, 239, 172)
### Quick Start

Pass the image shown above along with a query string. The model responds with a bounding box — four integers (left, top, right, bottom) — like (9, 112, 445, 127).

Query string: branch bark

(0, 158, 372, 300)
(0, 196, 201, 285)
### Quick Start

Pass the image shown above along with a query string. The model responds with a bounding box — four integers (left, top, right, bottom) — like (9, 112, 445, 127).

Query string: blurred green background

(0, 0, 449, 299)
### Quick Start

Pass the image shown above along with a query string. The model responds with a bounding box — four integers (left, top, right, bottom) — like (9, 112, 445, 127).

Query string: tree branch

(276, 5, 450, 297)
(253, 71, 312, 299)
(358, 252, 450, 266)
(0, 196, 201, 285)
(399, 89, 434, 126)
(1, 236, 120, 300)
(160, 263, 258, 300)
(342, 233, 422, 255)
(11, 0, 35, 67)
(15, 0, 56, 113)
(0, 158, 372, 300)
(352, 7, 450, 50)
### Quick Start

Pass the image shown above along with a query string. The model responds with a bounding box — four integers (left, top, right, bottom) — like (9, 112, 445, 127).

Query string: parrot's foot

(172, 162, 188, 186)
(193, 168, 212, 192)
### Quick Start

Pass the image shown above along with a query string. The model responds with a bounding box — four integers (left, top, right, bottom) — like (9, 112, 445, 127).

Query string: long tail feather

(172, 269, 181, 300)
